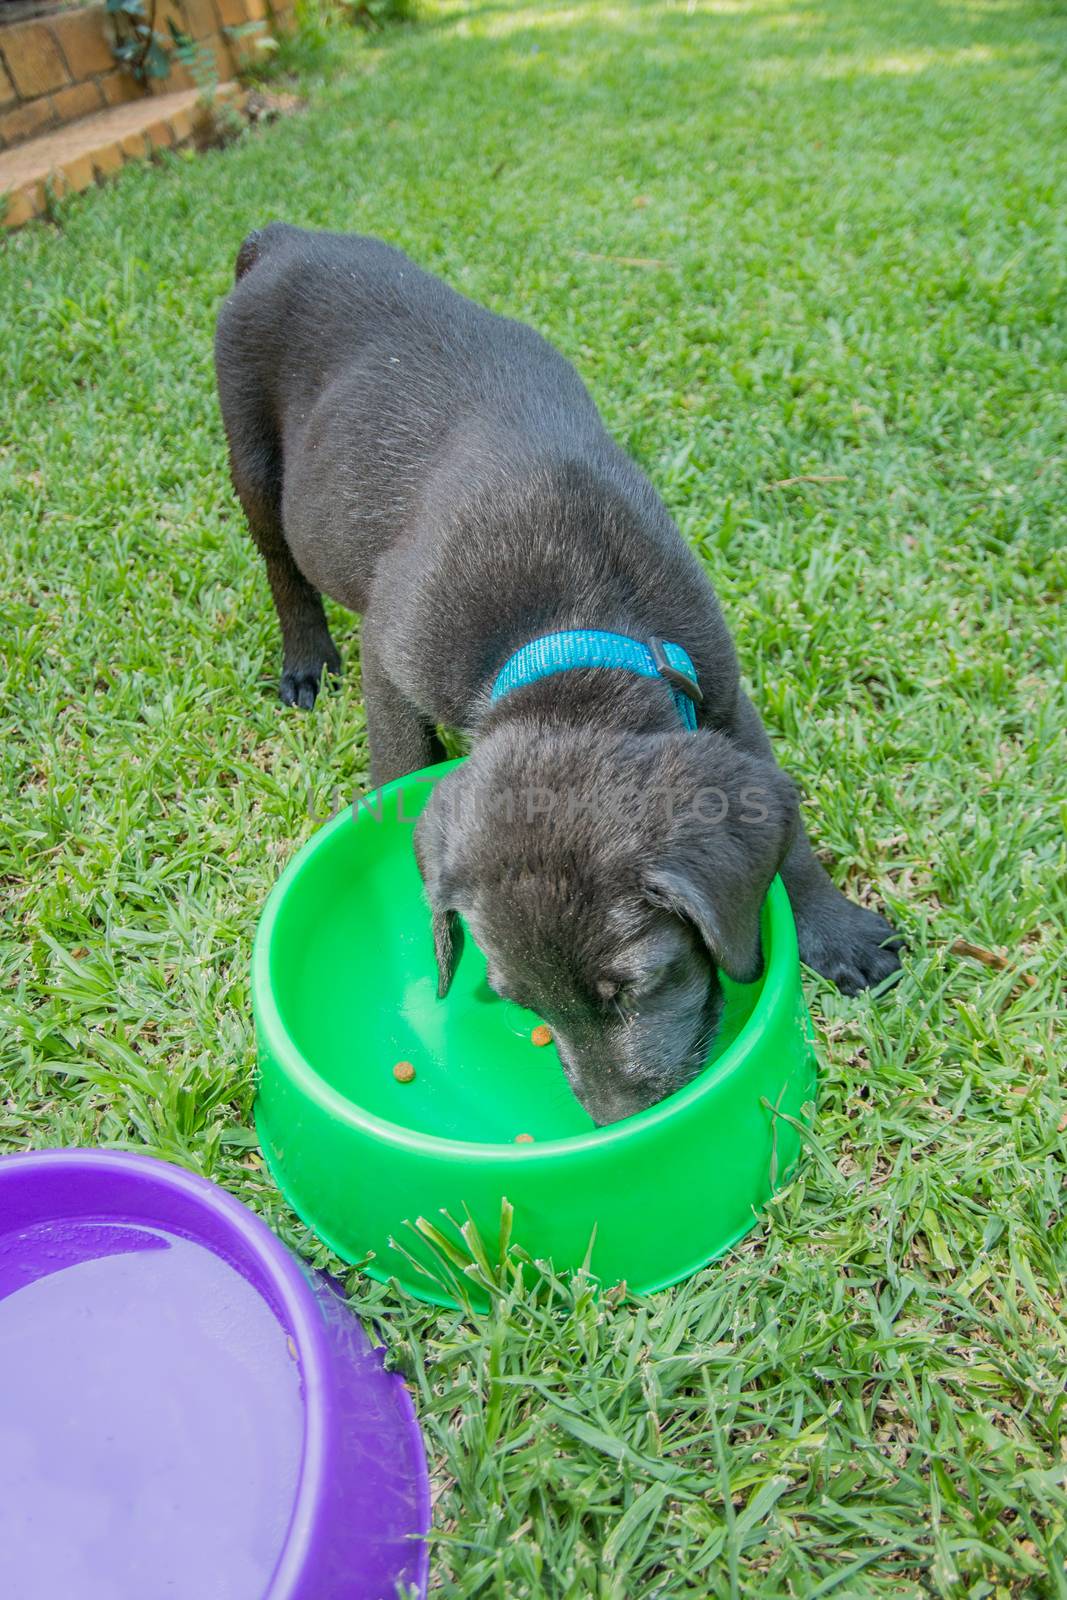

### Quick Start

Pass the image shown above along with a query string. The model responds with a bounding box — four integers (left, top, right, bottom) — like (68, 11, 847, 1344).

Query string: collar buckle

(649, 636, 703, 706)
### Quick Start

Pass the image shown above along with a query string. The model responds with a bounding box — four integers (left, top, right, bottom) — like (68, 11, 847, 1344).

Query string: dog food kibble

(530, 1024, 553, 1047)
(515, 1133, 534, 1143)
(392, 1060, 416, 1084)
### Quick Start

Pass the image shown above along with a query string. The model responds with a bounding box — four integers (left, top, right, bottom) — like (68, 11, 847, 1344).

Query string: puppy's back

(218, 224, 597, 435)
(217, 225, 448, 410)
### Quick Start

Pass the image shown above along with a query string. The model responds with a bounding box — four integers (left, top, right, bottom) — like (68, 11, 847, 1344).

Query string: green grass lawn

(2, 0, 1065, 1593)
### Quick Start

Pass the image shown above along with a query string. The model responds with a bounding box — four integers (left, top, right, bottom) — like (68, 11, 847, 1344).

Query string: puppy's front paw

(795, 893, 904, 996)
(279, 647, 341, 711)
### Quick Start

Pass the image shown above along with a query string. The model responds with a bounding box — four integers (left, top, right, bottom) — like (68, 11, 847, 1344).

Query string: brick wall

(0, 0, 295, 150)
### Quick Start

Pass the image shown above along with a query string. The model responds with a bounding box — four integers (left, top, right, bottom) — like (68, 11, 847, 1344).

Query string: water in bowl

(0, 1219, 305, 1600)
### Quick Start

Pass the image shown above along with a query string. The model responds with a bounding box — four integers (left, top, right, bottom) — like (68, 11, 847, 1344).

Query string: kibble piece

(515, 1133, 534, 1143)
(392, 1060, 416, 1084)
(530, 1024, 552, 1047)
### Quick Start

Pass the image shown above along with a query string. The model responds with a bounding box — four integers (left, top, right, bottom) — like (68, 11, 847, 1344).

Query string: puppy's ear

(413, 774, 467, 998)
(429, 905, 464, 999)
(643, 738, 797, 984)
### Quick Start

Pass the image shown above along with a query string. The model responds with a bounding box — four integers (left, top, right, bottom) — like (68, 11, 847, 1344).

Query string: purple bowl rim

(0, 1147, 430, 1599)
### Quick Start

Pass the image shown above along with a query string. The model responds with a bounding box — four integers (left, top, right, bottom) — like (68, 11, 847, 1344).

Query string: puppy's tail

(234, 229, 265, 283)
(234, 222, 304, 284)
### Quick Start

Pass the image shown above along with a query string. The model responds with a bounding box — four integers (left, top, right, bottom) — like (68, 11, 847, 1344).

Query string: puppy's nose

(590, 1098, 652, 1128)
(585, 1082, 665, 1126)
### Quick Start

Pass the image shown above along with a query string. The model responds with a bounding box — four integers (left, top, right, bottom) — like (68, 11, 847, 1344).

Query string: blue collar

(490, 629, 702, 731)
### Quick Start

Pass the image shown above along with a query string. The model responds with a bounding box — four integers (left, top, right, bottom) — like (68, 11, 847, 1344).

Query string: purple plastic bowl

(0, 1149, 430, 1600)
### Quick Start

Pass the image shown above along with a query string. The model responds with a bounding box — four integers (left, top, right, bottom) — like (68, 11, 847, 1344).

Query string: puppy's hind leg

(219, 396, 340, 709)
(263, 536, 342, 711)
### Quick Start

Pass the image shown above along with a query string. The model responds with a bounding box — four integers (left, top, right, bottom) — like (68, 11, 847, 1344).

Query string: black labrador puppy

(216, 224, 902, 1125)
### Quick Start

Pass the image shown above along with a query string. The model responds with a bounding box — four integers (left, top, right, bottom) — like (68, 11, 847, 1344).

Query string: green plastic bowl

(253, 761, 817, 1306)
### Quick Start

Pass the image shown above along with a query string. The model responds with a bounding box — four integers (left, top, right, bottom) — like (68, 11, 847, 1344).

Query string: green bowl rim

(252, 761, 802, 1164)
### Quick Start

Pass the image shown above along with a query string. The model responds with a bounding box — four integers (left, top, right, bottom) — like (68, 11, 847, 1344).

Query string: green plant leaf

(145, 39, 172, 79)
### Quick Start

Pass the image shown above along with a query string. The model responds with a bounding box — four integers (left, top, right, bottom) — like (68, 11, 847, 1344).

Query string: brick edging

(0, 0, 296, 152)
(1, 78, 250, 227)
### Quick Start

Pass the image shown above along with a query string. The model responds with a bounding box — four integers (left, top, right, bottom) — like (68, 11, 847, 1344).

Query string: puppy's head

(414, 725, 796, 1125)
